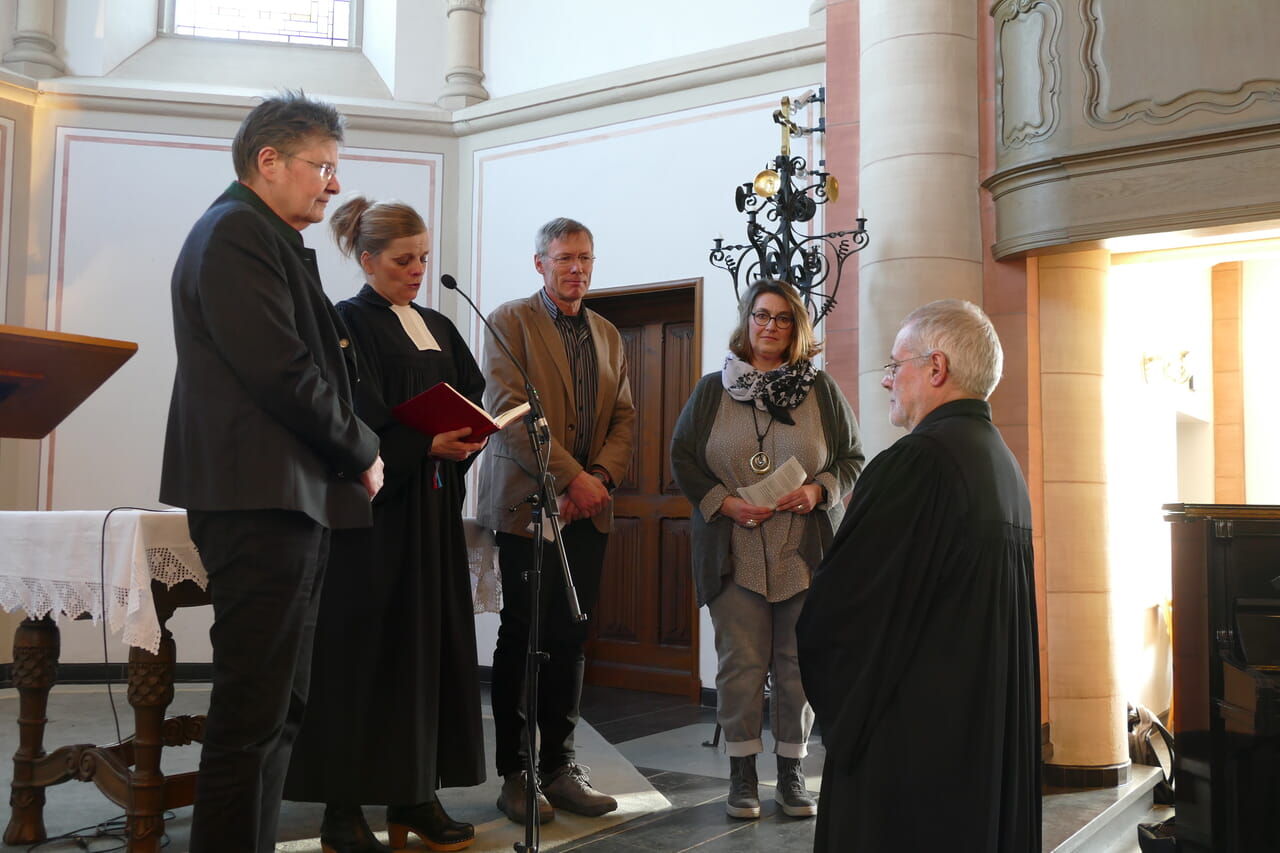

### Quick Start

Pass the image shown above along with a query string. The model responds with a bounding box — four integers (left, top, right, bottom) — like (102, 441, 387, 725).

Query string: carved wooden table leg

(125, 632, 175, 853)
(4, 616, 59, 845)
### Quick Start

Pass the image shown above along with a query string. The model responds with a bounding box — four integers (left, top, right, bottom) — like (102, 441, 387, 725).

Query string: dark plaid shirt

(540, 288, 598, 464)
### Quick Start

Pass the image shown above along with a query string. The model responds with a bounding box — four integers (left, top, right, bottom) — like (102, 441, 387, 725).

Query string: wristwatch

(588, 464, 617, 494)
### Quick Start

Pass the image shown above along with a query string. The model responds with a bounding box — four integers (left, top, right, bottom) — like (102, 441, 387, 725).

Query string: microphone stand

(442, 275, 586, 853)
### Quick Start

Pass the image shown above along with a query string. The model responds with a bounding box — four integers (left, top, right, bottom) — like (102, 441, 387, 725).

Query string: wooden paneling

(595, 517, 641, 643)
(659, 519, 692, 647)
(583, 282, 701, 699)
(662, 322, 695, 495)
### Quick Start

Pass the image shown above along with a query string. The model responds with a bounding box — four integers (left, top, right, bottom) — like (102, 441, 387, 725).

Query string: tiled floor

(574, 686, 1163, 853)
(0, 681, 1165, 852)
(570, 686, 821, 851)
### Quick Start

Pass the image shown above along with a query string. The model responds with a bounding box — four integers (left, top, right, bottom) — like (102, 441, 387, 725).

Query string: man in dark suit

(160, 91, 384, 853)
(476, 217, 636, 824)
(796, 300, 1041, 853)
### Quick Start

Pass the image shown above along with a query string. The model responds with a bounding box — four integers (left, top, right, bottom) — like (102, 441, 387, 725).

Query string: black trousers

(491, 522, 607, 777)
(186, 509, 329, 853)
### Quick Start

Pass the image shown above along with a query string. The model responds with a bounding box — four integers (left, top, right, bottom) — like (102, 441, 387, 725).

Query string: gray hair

(899, 299, 1003, 398)
(232, 90, 345, 181)
(535, 217, 594, 256)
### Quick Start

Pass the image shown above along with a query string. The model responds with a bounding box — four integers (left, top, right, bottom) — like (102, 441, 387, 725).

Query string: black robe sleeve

(798, 435, 967, 764)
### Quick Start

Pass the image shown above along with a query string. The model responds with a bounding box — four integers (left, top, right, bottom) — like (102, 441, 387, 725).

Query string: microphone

(444, 274, 584, 624)
(442, 274, 537, 404)
(440, 274, 547, 438)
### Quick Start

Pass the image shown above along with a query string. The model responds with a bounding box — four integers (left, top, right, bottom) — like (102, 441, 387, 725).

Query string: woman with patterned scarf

(671, 279, 864, 820)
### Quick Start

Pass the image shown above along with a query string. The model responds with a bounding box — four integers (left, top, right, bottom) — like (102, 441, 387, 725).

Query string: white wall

(483, 0, 814, 98)
(362, 0, 449, 104)
(108, 37, 393, 99)
(62, 0, 159, 76)
(469, 91, 825, 357)
(1243, 258, 1280, 502)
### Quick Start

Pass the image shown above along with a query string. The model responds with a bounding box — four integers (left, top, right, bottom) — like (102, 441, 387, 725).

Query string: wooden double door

(583, 281, 701, 700)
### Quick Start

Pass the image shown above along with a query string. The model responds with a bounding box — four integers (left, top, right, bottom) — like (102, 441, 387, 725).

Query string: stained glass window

(170, 0, 353, 47)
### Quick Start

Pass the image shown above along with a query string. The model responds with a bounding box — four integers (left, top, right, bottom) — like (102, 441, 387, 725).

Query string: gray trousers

(707, 580, 814, 758)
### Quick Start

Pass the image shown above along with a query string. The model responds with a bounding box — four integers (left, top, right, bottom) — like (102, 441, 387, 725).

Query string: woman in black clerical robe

(284, 197, 486, 853)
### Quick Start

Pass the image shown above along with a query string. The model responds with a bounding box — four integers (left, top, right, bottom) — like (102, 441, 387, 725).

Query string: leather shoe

(320, 804, 392, 853)
(496, 770, 554, 825)
(540, 763, 618, 817)
(387, 795, 474, 851)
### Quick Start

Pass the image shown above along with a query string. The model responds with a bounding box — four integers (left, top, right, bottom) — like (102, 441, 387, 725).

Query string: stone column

(819, 0, 861, 408)
(2, 0, 65, 78)
(439, 0, 489, 109)
(856, 0, 983, 455)
(1039, 249, 1130, 785)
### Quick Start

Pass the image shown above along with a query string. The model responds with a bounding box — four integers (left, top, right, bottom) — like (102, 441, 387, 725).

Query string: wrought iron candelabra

(708, 88, 868, 324)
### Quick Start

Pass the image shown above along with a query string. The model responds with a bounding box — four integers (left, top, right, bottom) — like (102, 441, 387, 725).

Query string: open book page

(494, 401, 532, 429)
(736, 456, 808, 509)
(454, 391, 530, 427)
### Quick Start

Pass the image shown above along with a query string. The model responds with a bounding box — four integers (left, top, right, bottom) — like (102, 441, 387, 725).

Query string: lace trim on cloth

(0, 544, 206, 654)
(0, 510, 207, 655)
(466, 519, 502, 614)
(0, 511, 501, 654)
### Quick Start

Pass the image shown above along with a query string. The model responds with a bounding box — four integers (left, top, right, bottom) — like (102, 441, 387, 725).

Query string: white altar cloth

(0, 510, 205, 654)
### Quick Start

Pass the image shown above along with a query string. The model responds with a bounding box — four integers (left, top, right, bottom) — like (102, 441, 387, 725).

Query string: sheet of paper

(736, 456, 807, 509)
(526, 499, 569, 542)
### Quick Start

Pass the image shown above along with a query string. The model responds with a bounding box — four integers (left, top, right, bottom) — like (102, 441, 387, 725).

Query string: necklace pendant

(750, 451, 772, 475)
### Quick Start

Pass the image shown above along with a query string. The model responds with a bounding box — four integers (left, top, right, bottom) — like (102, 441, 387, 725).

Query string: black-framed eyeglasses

(882, 352, 935, 379)
(293, 156, 337, 181)
(543, 254, 596, 268)
(750, 310, 794, 330)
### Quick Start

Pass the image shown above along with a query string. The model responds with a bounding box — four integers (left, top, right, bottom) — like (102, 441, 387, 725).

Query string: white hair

(898, 300, 1003, 398)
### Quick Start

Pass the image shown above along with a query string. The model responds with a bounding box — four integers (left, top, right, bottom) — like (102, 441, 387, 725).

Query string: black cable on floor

(24, 810, 173, 850)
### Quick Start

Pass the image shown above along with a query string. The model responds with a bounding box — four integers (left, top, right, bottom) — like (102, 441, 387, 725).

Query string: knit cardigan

(670, 369, 864, 607)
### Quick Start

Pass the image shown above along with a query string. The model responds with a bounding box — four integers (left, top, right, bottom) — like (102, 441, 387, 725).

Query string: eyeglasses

(882, 352, 936, 379)
(293, 156, 337, 181)
(750, 310, 794, 330)
(543, 254, 596, 268)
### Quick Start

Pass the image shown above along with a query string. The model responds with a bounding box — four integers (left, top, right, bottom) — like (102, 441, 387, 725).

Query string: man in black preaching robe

(797, 299, 1041, 853)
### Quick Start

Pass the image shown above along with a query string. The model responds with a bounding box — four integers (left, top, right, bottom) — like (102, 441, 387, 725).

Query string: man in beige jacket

(477, 217, 636, 825)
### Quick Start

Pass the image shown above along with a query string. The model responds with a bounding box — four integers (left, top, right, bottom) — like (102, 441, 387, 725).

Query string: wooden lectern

(0, 323, 138, 440)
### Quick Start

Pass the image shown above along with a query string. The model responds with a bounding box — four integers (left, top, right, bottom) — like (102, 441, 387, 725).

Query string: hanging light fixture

(708, 88, 868, 324)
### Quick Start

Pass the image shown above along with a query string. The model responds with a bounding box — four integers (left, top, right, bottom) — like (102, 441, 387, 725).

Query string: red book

(391, 381, 530, 440)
